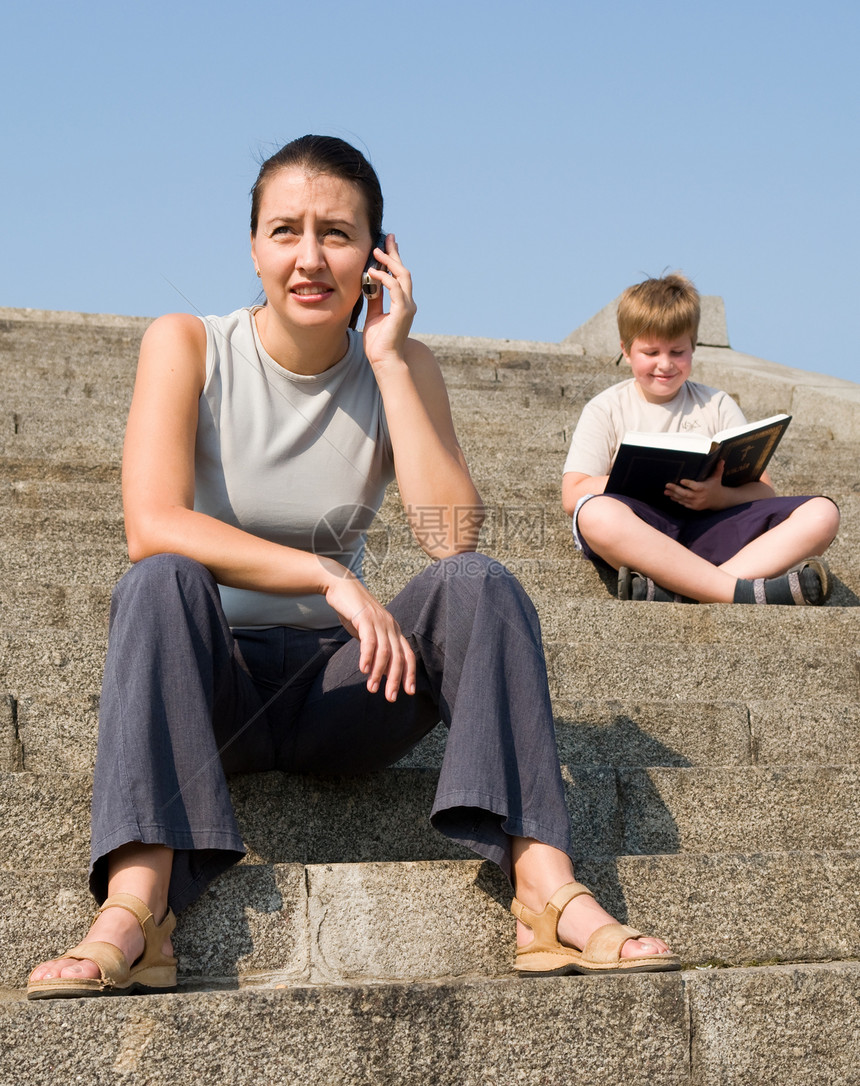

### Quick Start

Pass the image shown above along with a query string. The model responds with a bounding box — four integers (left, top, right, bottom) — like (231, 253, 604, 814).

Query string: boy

(561, 274, 839, 603)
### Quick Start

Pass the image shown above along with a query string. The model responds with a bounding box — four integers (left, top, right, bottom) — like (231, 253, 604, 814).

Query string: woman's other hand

(322, 563, 416, 701)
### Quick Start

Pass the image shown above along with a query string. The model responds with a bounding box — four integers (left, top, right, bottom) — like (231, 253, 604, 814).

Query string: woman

(28, 136, 678, 997)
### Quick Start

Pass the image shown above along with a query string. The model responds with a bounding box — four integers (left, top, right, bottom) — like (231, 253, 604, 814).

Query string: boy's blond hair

(617, 273, 700, 353)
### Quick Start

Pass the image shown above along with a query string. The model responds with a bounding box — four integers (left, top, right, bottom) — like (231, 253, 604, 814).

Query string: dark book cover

(606, 414, 791, 511)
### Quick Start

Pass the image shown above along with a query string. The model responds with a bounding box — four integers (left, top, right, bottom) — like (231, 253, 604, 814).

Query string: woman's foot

(509, 839, 677, 972)
(512, 881, 680, 975)
(28, 899, 174, 986)
(515, 884, 672, 960)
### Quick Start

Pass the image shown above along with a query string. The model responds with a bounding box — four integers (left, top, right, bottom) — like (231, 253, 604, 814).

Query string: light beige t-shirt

(195, 307, 394, 628)
(563, 378, 747, 478)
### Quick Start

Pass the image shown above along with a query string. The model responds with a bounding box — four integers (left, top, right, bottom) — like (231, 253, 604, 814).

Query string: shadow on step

(830, 577, 860, 606)
(174, 863, 291, 987)
(555, 709, 695, 768)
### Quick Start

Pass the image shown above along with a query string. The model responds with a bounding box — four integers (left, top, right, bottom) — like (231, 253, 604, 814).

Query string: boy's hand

(665, 460, 730, 511)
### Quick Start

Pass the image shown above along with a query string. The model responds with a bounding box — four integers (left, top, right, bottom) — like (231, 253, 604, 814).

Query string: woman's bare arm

(122, 312, 415, 700)
(362, 236, 484, 558)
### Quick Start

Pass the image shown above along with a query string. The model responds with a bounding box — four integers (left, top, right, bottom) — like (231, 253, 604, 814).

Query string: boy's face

(623, 334, 694, 404)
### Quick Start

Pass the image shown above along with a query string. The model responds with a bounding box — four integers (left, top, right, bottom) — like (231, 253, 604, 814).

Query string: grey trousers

(90, 552, 572, 912)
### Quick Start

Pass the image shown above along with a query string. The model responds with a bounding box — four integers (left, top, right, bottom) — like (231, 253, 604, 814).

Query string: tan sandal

(27, 892, 177, 999)
(512, 881, 681, 975)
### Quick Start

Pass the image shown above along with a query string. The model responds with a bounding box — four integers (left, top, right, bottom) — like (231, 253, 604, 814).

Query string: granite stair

(0, 307, 858, 1085)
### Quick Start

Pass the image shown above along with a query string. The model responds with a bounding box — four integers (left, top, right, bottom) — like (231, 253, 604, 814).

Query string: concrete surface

(1, 301, 858, 1084)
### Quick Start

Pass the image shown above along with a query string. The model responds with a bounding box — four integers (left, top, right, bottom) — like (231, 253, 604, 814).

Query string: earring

(256, 269, 261, 278)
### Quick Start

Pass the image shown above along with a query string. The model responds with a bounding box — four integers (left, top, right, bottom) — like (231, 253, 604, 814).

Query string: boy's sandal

(617, 567, 693, 604)
(511, 881, 681, 976)
(780, 556, 831, 605)
(617, 566, 635, 600)
(740, 556, 833, 606)
(27, 892, 177, 1000)
(801, 556, 832, 603)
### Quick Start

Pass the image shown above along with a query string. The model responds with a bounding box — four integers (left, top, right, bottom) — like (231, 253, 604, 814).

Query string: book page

(621, 431, 712, 453)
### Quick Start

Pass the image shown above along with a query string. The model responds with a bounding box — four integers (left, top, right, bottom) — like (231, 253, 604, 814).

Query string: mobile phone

(361, 231, 388, 298)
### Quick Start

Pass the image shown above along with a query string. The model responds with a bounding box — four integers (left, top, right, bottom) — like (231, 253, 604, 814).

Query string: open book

(605, 413, 791, 510)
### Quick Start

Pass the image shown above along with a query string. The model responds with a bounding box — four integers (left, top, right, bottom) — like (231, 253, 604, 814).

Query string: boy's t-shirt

(563, 378, 747, 478)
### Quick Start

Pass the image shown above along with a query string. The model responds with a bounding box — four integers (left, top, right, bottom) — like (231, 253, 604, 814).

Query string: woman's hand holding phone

(362, 233, 417, 372)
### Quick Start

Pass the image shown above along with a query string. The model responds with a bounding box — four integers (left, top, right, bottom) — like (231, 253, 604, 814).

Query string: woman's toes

(621, 936, 671, 958)
(30, 955, 102, 983)
(60, 958, 101, 978)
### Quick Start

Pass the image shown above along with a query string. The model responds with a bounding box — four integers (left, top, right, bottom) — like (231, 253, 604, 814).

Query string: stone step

(0, 434, 124, 465)
(2, 620, 856, 707)
(0, 549, 129, 598)
(553, 697, 860, 768)
(4, 427, 851, 527)
(1, 461, 856, 571)
(2, 766, 858, 875)
(0, 321, 590, 387)
(0, 315, 141, 372)
(7, 684, 860, 775)
(5, 368, 847, 470)
(2, 455, 857, 536)
(9, 688, 860, 775)
(0, 557, 856, 624)
(0, 584, 112, 632)
(0, 456, 118, 485)
(2, 567, 858, 639)
(0, 475, 121, 515)
(2, 525, 858, 630)
(1, 454, 854, 569)
(3, 961, 859, 1086)
(0, 630, 108, 699)
(533, 592, 860, 644)
(2, 525, 857, 614)
(3, 396, 844, 495)
(0, 971, 689, 1086)
(449, 381, 846, 444)
(544, 639, 856, 703)
(3, 692, 96, 773)
(0, 696, 20, 772)
(5, 851, 859, 991)
(748, 699, 860, 763)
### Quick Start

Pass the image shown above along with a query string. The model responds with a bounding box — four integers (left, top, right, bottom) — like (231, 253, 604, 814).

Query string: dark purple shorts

(576, 494, 822, 567)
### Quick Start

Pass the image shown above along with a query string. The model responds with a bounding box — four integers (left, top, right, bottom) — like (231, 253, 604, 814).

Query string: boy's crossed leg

(577, 494, 839, 604)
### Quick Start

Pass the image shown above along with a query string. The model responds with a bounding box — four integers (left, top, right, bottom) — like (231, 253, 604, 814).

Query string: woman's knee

(427, 551, 521, 603)
(434, 551, 508, 582)
(112, 553, 216, 608)
(431, 551, 539, 623)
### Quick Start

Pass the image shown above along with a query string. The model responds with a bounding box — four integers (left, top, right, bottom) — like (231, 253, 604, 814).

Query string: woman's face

(251, 167, 373, 331)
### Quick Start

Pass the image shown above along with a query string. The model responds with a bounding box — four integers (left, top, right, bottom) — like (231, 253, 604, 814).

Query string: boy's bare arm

(562, 471, 609, 516)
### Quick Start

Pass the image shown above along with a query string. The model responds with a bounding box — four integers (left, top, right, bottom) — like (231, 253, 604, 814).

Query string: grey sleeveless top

(195, 307, 394, 628)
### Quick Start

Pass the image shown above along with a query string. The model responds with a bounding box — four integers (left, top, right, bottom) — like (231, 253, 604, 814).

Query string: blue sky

(2, 0, 857, 382)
